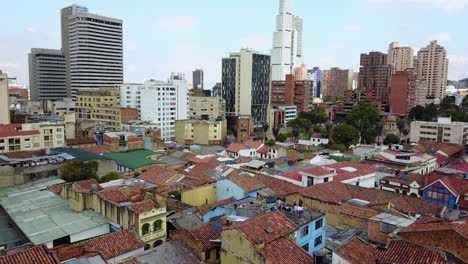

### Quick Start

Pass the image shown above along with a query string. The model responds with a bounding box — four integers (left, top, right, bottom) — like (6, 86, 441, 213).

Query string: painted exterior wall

(221, 229, 270, 264)
(181, 185, 216, 207)
(216, 179, 248, 201)
(202, 206, 235, 223)
(421, 181, 457, 208)
(296, 215, 326, 254)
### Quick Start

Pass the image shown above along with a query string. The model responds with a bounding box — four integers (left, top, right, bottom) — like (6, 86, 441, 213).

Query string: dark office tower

(61, 5, 123, 99)
(222, 49, 271, 124)
(192, 69, 204, 89)
(358, 52, 392, 105)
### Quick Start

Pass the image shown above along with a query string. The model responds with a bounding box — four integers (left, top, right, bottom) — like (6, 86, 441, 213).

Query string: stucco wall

(181, 185, 216, 206)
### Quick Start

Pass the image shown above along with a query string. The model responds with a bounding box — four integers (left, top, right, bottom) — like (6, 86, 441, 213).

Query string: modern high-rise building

(415, 40, 449, 99)
(358, 52, 392, 105)
(192, 69, 204, 89)
(61, 5, 123, 98)
(120, 74, 188, 141)
(308, 67, 322, 98)
(222, 49, 271, 124)
(293, 64, 308, 81)
(271, 74, 311, 113)
(0, 71, 10, 125)
(388, 42, 414, 74)
(321, 68, 353, 101)
(389, 69, 425, 116)
(212, 82, 222, 97)
(28, 48, 67, 100)
(271, 0, 303, 81)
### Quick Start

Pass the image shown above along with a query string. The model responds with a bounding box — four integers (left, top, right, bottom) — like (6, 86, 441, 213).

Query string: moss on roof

(104, 149, 165, 169)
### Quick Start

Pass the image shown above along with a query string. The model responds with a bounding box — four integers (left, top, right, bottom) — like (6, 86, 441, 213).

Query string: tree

(332, 124, 360, 149)
(325, 121, 333, 136)
(272, 125, 281, 140)
(346, 102, 382, 144)
(409, 105, 425, 120)
(277, 133, 287, 142)
(402, 128, 410, 142)
(336, 95, 345, 102)
(60, 160, 99, 182)
(265, 139, 276, 146)
(383, 134, 400, 145)
(323, 96, 331, 102)
(422, 103, 438, 121)
(98, 171, 120, 183)
(396, 119, 406, 137)
(262, 123, 270, 134)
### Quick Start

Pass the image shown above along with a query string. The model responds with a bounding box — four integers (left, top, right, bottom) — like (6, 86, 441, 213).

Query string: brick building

(321, 68, 353, 101)
(103, 132, 145, 153)
(359, 52, 392, 107)
(271, 74, 311, 113)
(389, 69, 424, 116)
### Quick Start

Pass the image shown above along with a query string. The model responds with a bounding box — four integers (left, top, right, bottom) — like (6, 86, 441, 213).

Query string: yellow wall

(181, 185, 216, 206)
(221, 229, 270, 264)
(138, 207, 167, 248)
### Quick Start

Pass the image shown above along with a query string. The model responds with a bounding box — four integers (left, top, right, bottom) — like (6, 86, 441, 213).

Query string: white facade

(298, 136, 329, 146)
(120, 74, 188, 141)
(271, 0, 304, 81)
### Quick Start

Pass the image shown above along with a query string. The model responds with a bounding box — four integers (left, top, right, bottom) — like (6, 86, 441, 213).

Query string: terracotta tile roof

(334, 237, 376, 264)
(48, 184, 64, 194)
(228, 211, 298, 244)
(72, 179, 102, 194)
(295, 166, 333, 176)
(448, 162, 468, 173)
(226, 172, 265, 192)
(312, 132, 328, 138)
(0, 245, 59, 264)
(66, 137, 96, 145)
(299, 181, 353, 203)
(179, 172, 216, 187)
(244, 140, 263, 149)
(371, 240, 458, 264)
(197, 198, 235, 216)
(401, 217, 468, 240)
(260, 237, 314, 264)
(382, 173, 426, 186)
(257, 145, 269, 154)
(327, 162, 376, 182)
(78, 229, 144, 260)
(279, 170, 303, 181)
(138, 167, 179, 185)
(119, 258, 140, 264)
(98, 189, 129, 205)
(127, 199, 159, 214)
(422, 176, 467, 197)
(3, 150, 37, 159)
(0, 124, 40, 138)
(226, 142, 248, 153)
(434, 153, 449, 164)
(190, 223, 222, 251)
(413, 142, 465, 156)
(255, 173, 303, 197)
(179, 152, 196, 161)
(235, 156, 253, 163)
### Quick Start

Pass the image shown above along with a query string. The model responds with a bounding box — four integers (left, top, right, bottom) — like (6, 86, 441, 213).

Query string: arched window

(153, 220, 162, 231)
(153, 240, 163, 248)
(142, 223, 150, 235)
(144, 244, 151, 250)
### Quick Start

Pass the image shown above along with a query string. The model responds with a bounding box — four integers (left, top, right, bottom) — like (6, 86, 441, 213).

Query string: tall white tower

(271, 0, 303, 81)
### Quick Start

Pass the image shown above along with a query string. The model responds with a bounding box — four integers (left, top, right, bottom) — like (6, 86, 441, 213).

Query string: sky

(1, 0, 468, 88)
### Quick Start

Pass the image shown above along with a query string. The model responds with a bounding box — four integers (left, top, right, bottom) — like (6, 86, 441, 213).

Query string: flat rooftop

(0, 178, 110, 245)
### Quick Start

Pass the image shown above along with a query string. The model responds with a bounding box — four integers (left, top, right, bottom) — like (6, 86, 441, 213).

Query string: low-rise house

(379, 172, 426, 197)
(103, 132, 145, 153)
(421, 176, 468, 209)
(254, 173, 303, 198)
(119, 240, 200, 264)
(175, 119, 227, 145)
(215, 171, 265, 201)
(226, 140, 264, 158)
(256, 145, 287, 159)
(0, 245, 60, 264)
(138, 167, 184, 186)
(367, 212, 415, 244)
(65, 137, 96, 148)
(412, 142, 465, 165)
(199, 196, 257, 223)
(104, 149, 166, 173)
(365, 149, 437, 174)
(298, 133, 330, 147)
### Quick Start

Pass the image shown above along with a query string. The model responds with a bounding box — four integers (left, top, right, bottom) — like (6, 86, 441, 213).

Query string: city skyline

(1, 0, 467, 88)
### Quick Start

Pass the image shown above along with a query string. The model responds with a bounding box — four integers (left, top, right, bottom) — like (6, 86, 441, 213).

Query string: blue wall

(422, 182, 457, 208)
(215, 179, 256, 201)
(202, 206, 236, 223)
(295, 215, 326, 254)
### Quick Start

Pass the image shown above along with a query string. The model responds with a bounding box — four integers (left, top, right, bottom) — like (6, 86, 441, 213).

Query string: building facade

(0, 123, 66, 153)
(359, 52, 392, 105)
(308, 67, 322, 99)
(271, 74, 311, 113)
(188, 96, 225, 120)
(271, 0, 303, 80)
(120, 74, 188, 141)
(415, 40, 449, 100)
(389, 69, 422, 116)
(61, 5, 123, 98)
(175, 119, 227, 145)
(222, 49, 271, 124)
(192, 69, 204, 89)
(321, 68, 353, 101)
(0, 71, 10, 125)
(410, 117, 468, 145)
(387, 42, 414, 73)
(28, 48, 68, 100)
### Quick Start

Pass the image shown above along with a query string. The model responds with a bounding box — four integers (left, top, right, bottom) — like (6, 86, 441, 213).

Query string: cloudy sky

(1, 0, 467, 88)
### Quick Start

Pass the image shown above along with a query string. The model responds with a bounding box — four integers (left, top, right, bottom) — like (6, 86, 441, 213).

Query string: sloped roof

(401, 217, 468, 240)
(260, 237, 314, 264)
(226, 142, 248, 153)
(226, 173, 265, 192)
(244, 140, 263, 149)
(72, 179, 102, 194)
(413, 142, 464, 156)
(104, 149, 164, 169)
(189, 222, 222, 251)
(127, 199, 159, 214)
(255, 174, 303, 197)
(0, 245, 59, 264)
(138, 167, 179, 185)
(334, 237, 376, 264)
(197, 198, 235, 216)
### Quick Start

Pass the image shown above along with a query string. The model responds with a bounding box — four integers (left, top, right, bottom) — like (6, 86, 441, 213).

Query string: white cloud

(0, 60, 22, 70)
(448, 55, 468, 64)
(368, 0, 468, 15)
(329, 42, 345, 49)
(447, 54, 468, 80)
(343, 25, 361, 31)
(25, 27, 39, 33)
(156, 16, 198, 30)
(239, 35, 270, 50)
(426, 32, 453, 43)
(175, 43, 195, 53)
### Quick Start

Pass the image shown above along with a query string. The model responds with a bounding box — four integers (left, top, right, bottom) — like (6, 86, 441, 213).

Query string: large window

(379, 222, 397, 234)
(142, 223, 150, 235)
(315, 219, 323, 230)
(314, 235, 322, 247)
(154, 220, 162, 231)
(300, 226, 309, 238)
(302, 243, 309, 252)
(427, 190, 450, 202)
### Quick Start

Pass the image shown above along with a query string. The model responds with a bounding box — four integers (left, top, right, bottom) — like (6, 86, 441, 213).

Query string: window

(300, 226, 309, 237)
(144, 244, 151, 250)
(323, 177, 329, 183)
(153, 240, 163, 247)
(153, 220, 162, 231)
(379, 222, 397, 234)
(302, 243, 309, 252)
(315, 219, 323, 230)
(314, 235, 322, 247)
(142, 223, 150, 235)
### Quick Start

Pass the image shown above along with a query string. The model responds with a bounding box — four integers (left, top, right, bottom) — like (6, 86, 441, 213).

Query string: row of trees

(60, 160, 120, 183)
(409, 95, 468, 122)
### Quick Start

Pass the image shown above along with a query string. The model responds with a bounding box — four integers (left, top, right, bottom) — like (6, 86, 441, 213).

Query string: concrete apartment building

(415, 40, 449, 100)
(389, 69, 426, 116)
(222, 49, 271, 124)
(410, 117, 468, 145)
(271, 74, 311, 113)
(188, 96, 225, 119)
(120, 74, 188, 141)
(0, 71, 10, 125)
(28, 48, 68, 100)
(271, 0, 303, 80)
(0, 123, 66, 153)
(359, 52, 392, 105)
(175, 119, 227, 145)
(321, 68, 353, 101)
(61, 5, 123, 98)
(388, 42, 414, 73)
(308, 67, 322, 99)
(75, 87, 138, 129)
(192, 69, 204, 89)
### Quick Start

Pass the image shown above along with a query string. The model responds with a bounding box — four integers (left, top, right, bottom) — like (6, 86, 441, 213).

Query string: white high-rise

(271, 0, 303, 81)
(120, 73, 188, 141)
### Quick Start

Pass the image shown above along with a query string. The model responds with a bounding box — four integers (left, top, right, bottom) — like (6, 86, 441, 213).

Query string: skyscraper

(61, 5, 123, 98)
(308, 67, 322, 98)
(192, 69, 204, 89)
(271, 74, 311, 113)
(28, 48, 67, 100)
(271, 0, 303, 81)
(222, 49, 271, 124)
(358, 52, 392, 104)
(321, 68, 353, 101)
(415, 40, 449, 99)
(388, 42, 414, 74)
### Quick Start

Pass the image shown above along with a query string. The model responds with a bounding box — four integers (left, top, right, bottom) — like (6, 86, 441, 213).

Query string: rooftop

(128, 240, 199, 264)
(254, 174, 303, 197)
(65, 137, 96, 145)
(0, 245, 59, 264)
(280, 209, 324, 227)
(54, 147, 110, 162)
(104, 149, 165, 169)
(137, 167, 179, 185)
(226, 171, 265, 192)
(0, 178, 110, 245)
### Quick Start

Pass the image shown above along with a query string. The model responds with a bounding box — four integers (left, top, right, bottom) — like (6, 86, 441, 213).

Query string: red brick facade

(120, 108, 139, 123)
(271, 74, 311, 113)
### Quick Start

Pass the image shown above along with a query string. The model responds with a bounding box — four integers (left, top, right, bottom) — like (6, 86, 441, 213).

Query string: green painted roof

(0, 178, 109, 245)
(104, 149, 165, 169)
(276, 162, 289, 168)
(53, 147, 111, 162)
